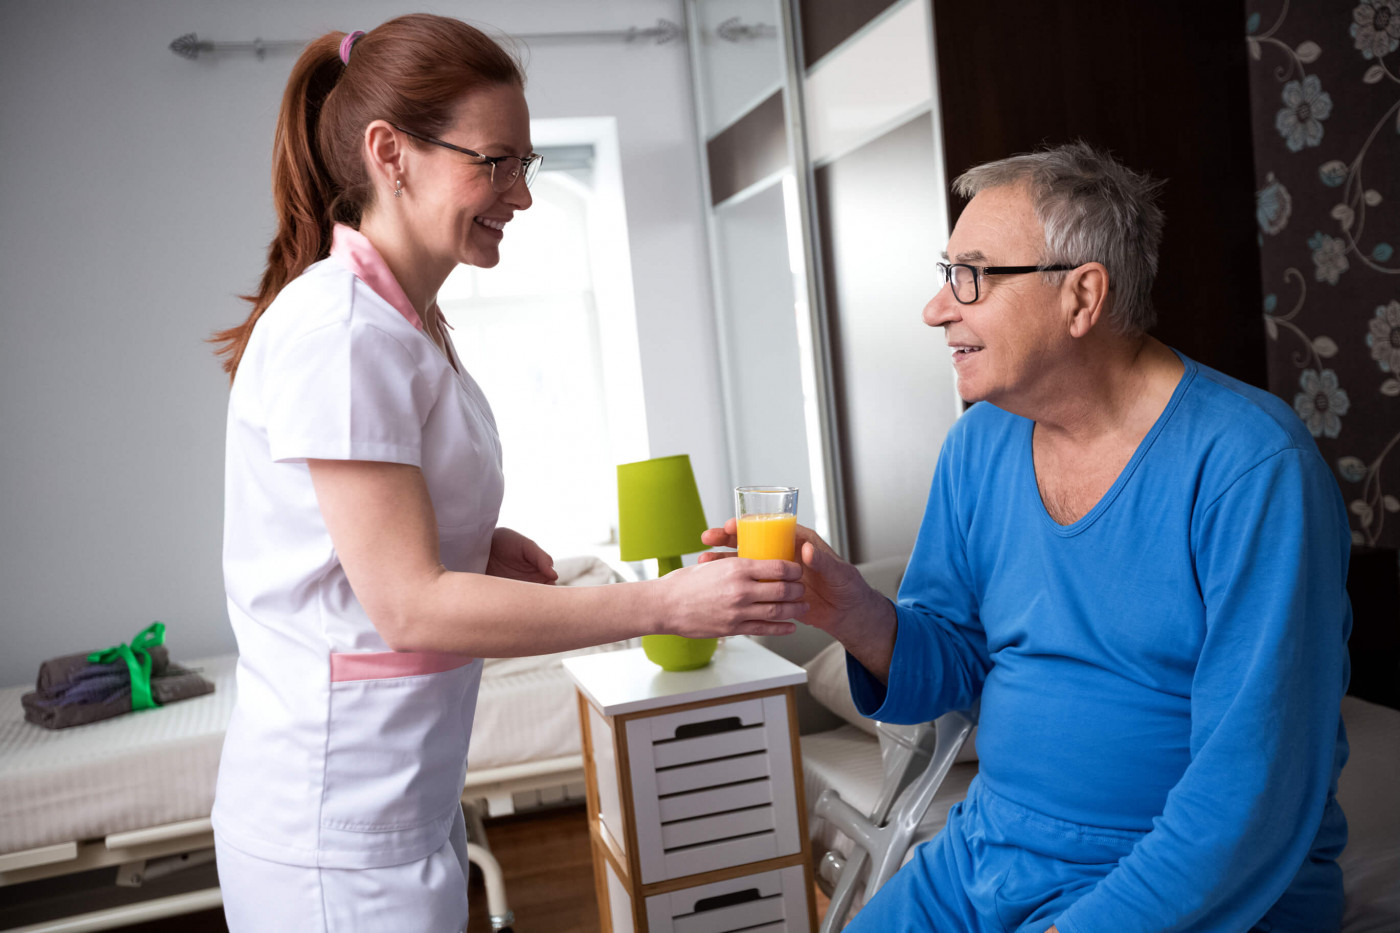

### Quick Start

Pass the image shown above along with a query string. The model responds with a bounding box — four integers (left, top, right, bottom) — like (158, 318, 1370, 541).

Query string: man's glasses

(391, 124, 542, 193)
(936, 261, 1080, 305)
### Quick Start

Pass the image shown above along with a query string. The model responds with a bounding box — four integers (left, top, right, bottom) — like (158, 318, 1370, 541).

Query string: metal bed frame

(0, 754, 590, 933)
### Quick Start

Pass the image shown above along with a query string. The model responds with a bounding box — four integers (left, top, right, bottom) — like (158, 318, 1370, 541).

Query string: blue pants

(846, 778, 1143, 933)
(845, 778, 1335, 932)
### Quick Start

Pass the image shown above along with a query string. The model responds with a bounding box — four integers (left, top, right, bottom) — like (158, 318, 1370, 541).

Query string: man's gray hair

(952, 141, 1166, 334)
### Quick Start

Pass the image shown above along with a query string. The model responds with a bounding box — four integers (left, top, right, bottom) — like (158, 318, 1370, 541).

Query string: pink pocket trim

(329, 651, 476, 683)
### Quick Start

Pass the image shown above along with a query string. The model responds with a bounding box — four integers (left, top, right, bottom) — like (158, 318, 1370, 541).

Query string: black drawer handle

(673, 716, 745, 740)
(692, 887, 763, 913)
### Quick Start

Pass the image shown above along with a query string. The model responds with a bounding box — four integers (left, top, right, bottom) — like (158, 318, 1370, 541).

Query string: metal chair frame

(814, 705, 978, 933)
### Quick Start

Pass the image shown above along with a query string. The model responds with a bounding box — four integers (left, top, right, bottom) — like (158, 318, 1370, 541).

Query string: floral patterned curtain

(1247, 0, 1400, 549)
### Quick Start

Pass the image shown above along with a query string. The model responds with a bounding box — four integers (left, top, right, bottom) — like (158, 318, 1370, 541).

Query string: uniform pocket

(321, 655, 481, 833)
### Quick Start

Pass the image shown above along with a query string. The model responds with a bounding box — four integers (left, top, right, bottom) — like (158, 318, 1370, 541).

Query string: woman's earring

(394, 179, 403, 198)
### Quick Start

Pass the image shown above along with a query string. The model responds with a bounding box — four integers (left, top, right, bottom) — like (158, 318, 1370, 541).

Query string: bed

(0, 654, 233, 931)
(0, 557, 629, 933)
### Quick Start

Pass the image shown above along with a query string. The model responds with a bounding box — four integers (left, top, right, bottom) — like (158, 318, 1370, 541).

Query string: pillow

(803, 641, 978, 763)
(805, 641, 880, 739)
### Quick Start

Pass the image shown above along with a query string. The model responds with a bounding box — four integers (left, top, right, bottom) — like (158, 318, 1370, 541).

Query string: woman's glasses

(391, 124, 542, 193)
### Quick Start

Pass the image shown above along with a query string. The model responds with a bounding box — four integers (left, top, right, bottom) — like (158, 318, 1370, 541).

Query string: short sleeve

(263, 320, 432, 466)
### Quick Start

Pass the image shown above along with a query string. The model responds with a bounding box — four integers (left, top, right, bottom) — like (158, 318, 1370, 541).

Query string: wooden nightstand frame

(577, 684, 818, 933)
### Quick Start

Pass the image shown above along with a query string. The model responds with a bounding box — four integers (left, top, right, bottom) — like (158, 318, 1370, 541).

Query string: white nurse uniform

(213, 224, 503, 931)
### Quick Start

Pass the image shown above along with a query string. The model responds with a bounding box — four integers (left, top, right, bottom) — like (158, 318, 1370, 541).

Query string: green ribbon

(87, 622, 166, 711)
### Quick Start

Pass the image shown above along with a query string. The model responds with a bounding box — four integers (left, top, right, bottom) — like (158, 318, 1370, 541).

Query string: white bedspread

(468, 640, 636, 772)
(0, 654, 237, 855)
(1337, 695, 1400, 931)
(0, 643, 621, 854)
(466, 555, 633, 772)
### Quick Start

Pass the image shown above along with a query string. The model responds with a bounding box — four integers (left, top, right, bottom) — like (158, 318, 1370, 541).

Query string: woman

(209, 15, 805, 931)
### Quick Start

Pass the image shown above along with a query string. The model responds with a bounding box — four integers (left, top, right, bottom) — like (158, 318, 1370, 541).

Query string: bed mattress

(0, 654, 237, 856)
(0, 623, 629, 860)
(0, 638, 629, 855)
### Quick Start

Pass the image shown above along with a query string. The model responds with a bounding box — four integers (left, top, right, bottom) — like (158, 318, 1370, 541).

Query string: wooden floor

(122, 805, 829, 932)
(462, 804, 599, 933)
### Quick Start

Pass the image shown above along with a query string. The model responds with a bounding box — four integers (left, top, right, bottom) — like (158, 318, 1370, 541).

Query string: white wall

(0, 0, 728, 686)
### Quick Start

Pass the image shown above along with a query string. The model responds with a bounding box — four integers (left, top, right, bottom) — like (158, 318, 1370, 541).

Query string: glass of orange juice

(735, 486, 799, 562)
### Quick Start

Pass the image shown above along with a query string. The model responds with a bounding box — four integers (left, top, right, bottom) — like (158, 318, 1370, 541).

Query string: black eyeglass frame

(390, 123, 542, 192)
(936, 261, 1082, 305)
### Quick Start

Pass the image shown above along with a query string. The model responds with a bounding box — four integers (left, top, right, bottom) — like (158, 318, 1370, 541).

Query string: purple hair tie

(339, 30, 366, 65)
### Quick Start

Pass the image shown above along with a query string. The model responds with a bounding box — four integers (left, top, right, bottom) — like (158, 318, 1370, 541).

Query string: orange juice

(737, 512, 798, 561)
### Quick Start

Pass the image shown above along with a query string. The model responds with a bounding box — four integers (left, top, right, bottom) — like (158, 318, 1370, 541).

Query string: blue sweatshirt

(849, 353, 1352, 931)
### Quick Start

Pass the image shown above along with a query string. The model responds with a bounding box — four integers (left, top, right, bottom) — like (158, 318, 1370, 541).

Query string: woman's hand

(700, 521, 883, 638)
(701, 520, 897, 679)
(485, 527, 558, 584)
(655, 556, 806, 639)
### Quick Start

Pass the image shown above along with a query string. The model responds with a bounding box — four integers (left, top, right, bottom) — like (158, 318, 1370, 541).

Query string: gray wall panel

(814, 112, 956, 564)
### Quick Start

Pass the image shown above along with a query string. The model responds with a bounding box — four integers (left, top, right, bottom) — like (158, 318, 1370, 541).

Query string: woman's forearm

(384, 569, 663, 656)
(307, 458, 806, 657)
(388, 557, 806, 656)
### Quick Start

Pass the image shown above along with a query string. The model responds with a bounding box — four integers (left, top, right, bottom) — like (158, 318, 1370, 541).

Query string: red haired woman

(210, 16, 805, 930)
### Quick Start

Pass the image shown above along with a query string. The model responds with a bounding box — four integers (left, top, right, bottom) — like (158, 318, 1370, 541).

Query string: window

(439, 126, 646, 571)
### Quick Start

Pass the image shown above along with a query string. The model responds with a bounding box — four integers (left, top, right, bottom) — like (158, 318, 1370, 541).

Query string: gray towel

(22, 663, 214, 730)
(36, 645, 171, 691)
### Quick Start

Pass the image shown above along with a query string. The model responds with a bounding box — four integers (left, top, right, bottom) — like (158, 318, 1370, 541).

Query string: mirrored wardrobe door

(686, 0, 845, 551)
(795, 0, 960, 565)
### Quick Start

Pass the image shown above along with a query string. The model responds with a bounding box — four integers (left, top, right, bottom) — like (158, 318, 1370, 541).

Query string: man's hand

(701, 520, 884, 635)
(485, 527, 558, 584)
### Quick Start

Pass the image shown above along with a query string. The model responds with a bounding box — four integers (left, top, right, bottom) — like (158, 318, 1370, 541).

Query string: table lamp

(617, 454, 717, 671)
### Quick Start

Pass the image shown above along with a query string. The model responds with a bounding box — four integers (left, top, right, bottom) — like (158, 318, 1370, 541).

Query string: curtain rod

(169, 20, 685, 61)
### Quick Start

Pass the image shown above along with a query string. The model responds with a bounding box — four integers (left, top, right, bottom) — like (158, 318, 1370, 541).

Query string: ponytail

(211, 33, 344, 381)
(211, 15, 523, 383)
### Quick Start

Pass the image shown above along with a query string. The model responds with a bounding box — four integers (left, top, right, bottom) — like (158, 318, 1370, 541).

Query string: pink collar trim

(330, 224, 423, 330)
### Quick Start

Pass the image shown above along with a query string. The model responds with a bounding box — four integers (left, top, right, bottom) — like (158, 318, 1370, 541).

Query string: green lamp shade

(616, 454, 709, 563)
(617, 454, 716, 672)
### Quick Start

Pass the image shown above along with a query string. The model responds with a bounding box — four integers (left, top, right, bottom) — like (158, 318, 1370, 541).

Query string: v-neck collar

(1027, 350, 1197, 536)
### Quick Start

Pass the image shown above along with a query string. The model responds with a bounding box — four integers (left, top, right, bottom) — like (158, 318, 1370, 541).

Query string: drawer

(644, 864, 809, 933)
(626, 695, 801, 884)
(649, 698, 768, 768)
(656, 778, 773, 823)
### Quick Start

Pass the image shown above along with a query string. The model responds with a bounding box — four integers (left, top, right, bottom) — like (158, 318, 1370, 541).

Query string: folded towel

(36, 645, 171, 691)
(22, 663, 215, 730)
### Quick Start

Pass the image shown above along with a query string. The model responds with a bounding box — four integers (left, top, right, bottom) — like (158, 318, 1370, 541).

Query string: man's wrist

(834, 592, 898, 683)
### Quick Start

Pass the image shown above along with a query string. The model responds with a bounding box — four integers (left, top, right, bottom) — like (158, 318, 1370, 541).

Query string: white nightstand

(563, 636, 817, 933)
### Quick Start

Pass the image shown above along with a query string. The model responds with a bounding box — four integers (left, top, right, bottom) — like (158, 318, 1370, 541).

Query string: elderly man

(707, 142, 1351, 931)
